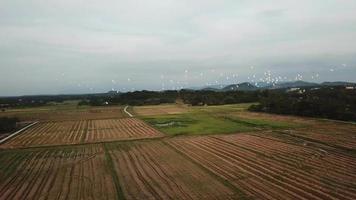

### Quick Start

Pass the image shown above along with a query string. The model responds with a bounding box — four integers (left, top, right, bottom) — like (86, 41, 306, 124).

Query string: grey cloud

(1, 0, 356, 95)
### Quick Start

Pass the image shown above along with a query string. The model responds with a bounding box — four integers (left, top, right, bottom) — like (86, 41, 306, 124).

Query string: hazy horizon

(1, 0, 356, 96)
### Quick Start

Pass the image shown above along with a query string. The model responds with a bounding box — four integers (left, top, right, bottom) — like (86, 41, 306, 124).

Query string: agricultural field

(0, 105, 125, 121)
(281, 122, 356, 151)
(0, 145, 118, 200)
(106, 141, 241, 199)
(141, 103, 299, 136)
(143, 113, 257, 136)
(0, 118, 163, 148)
(230, 111, 315, 125)
(214, 110, 356, 151)
(85, 118, 163, 143)
(1, 103, 356, 199)
(166, 134, 356, 199)
(133, 104, 190, 116)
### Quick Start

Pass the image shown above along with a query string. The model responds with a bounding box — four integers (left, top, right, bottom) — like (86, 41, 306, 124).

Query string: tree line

(1, 86, 355, 122)
(249, 87, 356, 121)
(78, 90, 260, 106)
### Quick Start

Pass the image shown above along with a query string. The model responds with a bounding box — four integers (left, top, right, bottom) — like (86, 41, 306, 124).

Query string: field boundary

(0, 121, 38, 144)
(103, 143, 126, 200)
(0, 135, 168, 151)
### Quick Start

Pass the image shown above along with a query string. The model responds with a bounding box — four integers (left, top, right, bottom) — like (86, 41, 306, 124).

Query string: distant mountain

(321, 81, 356, 86)
(188, 84, 226, 91)
(254, 82, 272, 88)
(187, 85, 226, 90)
(265, 81, 319, 89)
(201, 87, 221, 91)
(187, 81, 356, 92)
(222, 82, 258, 91)
(186, 86, 205, 90)
(107, 90, 121, 94)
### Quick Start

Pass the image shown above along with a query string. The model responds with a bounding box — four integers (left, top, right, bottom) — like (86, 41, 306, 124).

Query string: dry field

(106, 141, 240, 199)
(0, 106, 125, 121)
(85, 118, 163, 143)
(230, 111, 315, 125)
(284, 122, 356, 150)
(1, 104, 356, 199)
(1, 131, 356, 199)
(0, 118, 163, 148)
(233, 111, 356, 150)
(0, 145, 117, 200)
(0, 140, 242, 200)
(133, 104, 189, 116)
(166, 134, 356, 200)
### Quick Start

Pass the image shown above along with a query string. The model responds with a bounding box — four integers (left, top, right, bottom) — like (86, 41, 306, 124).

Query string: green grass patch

(143, 113, 256, 136)
(222, 116, 299, 129)
(141, 103, 297, 136)
(191, 103, 256, 114)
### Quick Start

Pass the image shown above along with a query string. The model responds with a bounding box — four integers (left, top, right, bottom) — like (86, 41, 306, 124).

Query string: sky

(1, 0, 356, 96)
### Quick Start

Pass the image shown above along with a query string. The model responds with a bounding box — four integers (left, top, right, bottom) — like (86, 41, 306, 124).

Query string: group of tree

(108, 90, 178, 106)
(180, 90, 259, 106)
(77, 90, 260, 106)
(249, 87, 356, 121)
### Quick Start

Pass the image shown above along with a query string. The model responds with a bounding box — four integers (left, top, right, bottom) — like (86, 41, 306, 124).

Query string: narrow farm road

(124, 106, 133, 117)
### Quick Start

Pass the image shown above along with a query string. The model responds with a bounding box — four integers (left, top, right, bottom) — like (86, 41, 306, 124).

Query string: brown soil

(0, 106, 125, 122)
(167, 134, 356, 200)
(133, 104, 189, 116)
(0, 118, 164, 149)
(109, 141, 239, 199)
(0, 145, 117, 200)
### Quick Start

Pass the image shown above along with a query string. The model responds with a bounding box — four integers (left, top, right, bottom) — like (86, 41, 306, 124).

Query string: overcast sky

(1, 0, 356, 96)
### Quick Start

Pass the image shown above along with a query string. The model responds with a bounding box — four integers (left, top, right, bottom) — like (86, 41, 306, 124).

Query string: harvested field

(233, 111, 356, 150)
(0, 145, 117, 200)
(85, 118, 164, 143)
(231, 111, 313, 125)
(1, 103, 356, 199)
(1, 118, 163, 148)
(283, 123, 356, 150)
(167, 134, 356, 200)
(0, 121, 88, 148)
(0, 106, 125, 121)
(133, 104, 189, 116)
(106, 141, 240, 199)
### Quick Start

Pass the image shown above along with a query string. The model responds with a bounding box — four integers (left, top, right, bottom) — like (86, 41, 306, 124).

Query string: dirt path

(124, 106, 133, 117)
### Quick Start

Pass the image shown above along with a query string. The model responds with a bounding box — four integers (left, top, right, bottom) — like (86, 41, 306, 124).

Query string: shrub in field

(0, 117, 19, 133)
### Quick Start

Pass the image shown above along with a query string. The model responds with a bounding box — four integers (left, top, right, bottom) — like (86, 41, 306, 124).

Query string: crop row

(166, 134, 356, 200)
(85, 119, 162, 142)
(288, 129, 356, 150)
(0, 141, 241, 200)
(2, 130, 355, 199)
(107, 141, 239, 199)
(0, 106, 125, 121)
(0, 145, 117, 200)
(1, 118, 163, 148)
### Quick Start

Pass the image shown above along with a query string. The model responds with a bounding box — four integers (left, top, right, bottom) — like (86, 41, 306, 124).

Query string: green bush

(0, 117, 19, 133)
